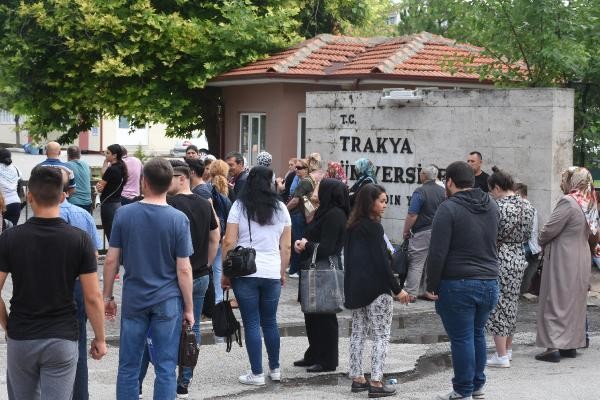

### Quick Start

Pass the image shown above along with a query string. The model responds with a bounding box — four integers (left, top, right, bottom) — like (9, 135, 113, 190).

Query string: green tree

(395, 0, 600, 166)
(0, 0, 300, 150)
(298, 0, 396, 38)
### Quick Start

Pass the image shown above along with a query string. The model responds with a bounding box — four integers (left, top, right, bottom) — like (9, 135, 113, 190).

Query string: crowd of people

(0, 143, 596, 400)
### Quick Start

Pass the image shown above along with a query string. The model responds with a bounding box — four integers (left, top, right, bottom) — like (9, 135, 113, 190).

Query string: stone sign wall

(305, 88, 574, 243)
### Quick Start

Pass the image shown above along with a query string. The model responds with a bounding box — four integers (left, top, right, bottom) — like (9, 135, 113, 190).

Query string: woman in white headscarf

(535, 167, 598, 362)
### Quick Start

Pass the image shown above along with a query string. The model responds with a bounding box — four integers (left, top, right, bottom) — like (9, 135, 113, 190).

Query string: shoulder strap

(14, 165, 20, 178)
(247, 213, 252, 244)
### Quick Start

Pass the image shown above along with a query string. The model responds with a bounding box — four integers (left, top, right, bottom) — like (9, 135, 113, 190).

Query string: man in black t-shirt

(0, 166, 106, 400)
(467, 151, 489, 192)
(138, 160, 219, 398)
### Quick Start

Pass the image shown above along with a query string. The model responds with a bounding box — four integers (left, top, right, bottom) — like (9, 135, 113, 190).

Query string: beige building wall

(100, 118, 174, 155)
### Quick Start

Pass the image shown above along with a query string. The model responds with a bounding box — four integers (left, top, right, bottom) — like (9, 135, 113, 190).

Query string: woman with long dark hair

(293, 179, 350, 373)
(0, 148, 22, 225)
(96, 143, 127, 241)
(222, 166, 291, 385)
(345, 184, 409, 397)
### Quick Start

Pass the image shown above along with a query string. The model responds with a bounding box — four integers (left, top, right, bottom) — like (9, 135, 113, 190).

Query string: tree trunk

(200, 88, 223, 158)
(14, 115, 21, 146)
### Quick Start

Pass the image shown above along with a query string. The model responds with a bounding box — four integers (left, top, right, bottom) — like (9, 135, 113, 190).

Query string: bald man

(38, 141, 76, 191)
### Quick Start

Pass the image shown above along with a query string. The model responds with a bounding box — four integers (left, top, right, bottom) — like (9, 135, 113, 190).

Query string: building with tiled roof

(208, 32, 501, 171)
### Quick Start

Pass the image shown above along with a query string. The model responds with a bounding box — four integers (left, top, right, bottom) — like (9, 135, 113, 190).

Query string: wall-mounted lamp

(381, 88, 423, 103)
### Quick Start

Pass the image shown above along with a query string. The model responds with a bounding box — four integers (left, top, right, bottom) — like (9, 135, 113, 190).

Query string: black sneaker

(368, 384, 397, 398)
(176, 386, 189, 399)
(351, 380, 369, 393)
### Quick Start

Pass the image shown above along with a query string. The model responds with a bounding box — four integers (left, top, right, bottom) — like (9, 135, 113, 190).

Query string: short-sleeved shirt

(38, 158, 76, 189)
(101, 163, 125, 203)
(192, 183, 213, 201)
(66, 159, 92, 206)
(109, 202, 193, 315)
(167, 194, 218, 277)
(0, 163, 21, 205)
(227, 200, 291, 279)
(60, 200, 102, 250)
(122, 156, 143, 199)
(0, 218, 97, 340)
(408, 191, 424, 214)
(474, 171, 490, 193)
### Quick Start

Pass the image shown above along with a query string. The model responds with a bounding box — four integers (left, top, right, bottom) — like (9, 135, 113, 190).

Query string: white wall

(306, 88, 574, 242)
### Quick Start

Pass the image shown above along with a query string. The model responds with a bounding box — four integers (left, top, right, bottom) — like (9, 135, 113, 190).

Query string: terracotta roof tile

(214, 32, 519, 83)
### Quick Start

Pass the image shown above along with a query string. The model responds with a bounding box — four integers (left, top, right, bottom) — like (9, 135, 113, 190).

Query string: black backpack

(212, 290, 242, 352)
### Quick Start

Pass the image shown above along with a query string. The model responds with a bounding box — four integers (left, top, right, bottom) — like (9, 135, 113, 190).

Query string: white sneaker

(472, 385, 485, 399)
(288, 273, 299, 279)
(486, 353, 510, 368)
(436, 390, 473, 400)
(238, 371, 265, 386)
(507, 349, 513, 361)
(269, 368, 281, 381)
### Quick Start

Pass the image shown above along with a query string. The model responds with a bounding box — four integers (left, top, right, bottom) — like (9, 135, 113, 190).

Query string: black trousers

(303, 313, 339, 369)
(100, 201, 121, 241)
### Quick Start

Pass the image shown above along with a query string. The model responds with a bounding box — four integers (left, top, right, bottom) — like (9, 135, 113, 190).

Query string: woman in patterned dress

(486, 167, 534, 368)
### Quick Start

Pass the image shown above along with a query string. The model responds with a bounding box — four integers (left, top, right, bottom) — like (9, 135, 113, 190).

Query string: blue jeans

(73, 280, 88, 400)
(232, 277, 281, 375)
(289, 211, 306, 274)
(435, 279, 499, 397)
(177, 275, 210, 388)
(117, 297, 182, 400)
(213, 247, 223, 304)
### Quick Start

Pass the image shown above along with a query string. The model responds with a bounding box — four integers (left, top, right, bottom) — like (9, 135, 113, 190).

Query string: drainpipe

(99, 118, 104, 153)
(219, 104, 225, 158)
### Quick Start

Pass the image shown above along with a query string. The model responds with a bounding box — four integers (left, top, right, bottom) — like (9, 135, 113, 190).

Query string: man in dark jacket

(225, 151, 248, 199)
(426, 161, 499, 400)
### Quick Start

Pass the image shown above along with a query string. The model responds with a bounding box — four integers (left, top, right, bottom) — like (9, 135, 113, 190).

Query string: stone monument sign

(305, 88, 574, 243)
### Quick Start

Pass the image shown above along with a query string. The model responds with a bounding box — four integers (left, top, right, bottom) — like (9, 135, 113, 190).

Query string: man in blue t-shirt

(103, 158, 194, 399)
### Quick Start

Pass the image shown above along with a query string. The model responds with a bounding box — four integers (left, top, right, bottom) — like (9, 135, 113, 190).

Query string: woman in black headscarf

(293, 179, 350, 373)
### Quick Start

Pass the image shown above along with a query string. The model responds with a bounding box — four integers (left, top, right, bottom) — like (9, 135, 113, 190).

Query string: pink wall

(223, 83, 338, 175)
(222, 82, 424, 173)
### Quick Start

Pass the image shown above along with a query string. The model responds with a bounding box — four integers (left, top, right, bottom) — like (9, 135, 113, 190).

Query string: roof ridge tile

(266, 35, 333, 73)
(370, 33, 429, 73)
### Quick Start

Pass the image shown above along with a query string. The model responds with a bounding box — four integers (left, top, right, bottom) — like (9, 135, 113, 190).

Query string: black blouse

(100, 164, 125, 203)
(344, 217, 401, 309)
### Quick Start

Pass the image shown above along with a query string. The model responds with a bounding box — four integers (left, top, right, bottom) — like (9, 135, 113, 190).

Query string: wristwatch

(104, 296, 114, 302)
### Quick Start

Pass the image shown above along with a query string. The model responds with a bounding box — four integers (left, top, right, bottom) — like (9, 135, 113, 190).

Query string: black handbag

(212, 290, 243, 352)
(223, 215, 256, 278)
(392, 239, 409, 288)
(178, 321, 199, 368)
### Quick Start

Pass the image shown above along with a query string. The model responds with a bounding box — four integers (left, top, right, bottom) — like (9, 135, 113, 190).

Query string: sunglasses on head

(295, 166, 307, 170)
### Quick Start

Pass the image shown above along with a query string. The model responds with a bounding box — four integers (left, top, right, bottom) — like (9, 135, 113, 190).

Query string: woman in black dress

(96, 144, 127, 241)
(293, 179, 350, 372)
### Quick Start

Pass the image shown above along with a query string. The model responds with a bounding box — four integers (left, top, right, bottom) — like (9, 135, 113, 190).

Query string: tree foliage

(298, 0, 396, 38)
(395, 0, 600, 166)
(0, 0, 392, 148)
(0, 0, 301, 145)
